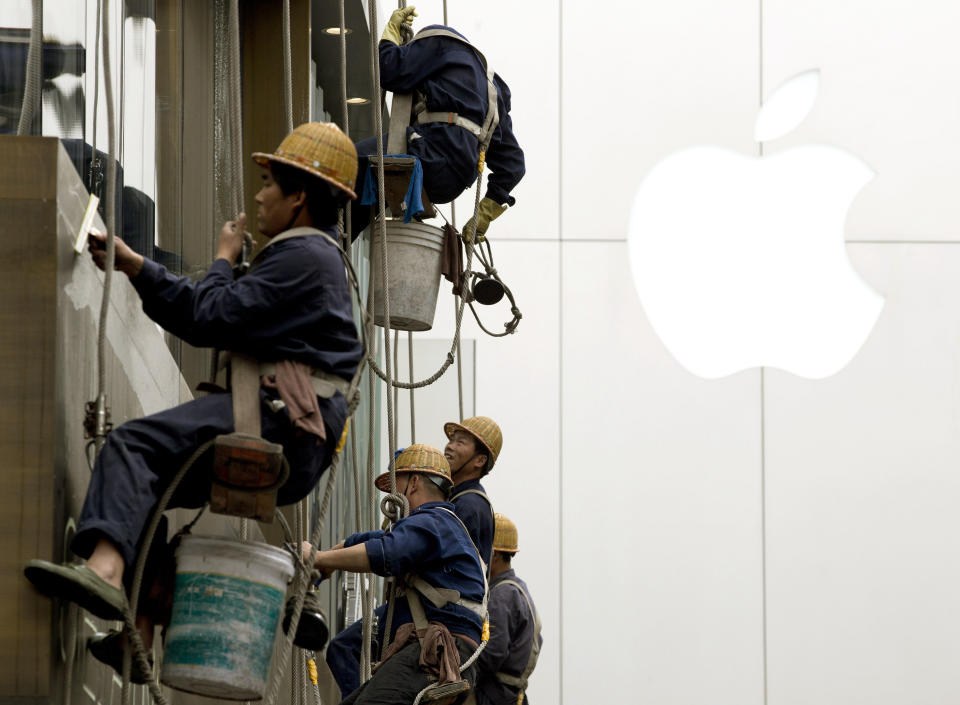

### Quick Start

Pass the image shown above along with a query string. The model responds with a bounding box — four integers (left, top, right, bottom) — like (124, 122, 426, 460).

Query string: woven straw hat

(443, 416, 503, 468)
(493, 513, 519, 553)
(252, 122, 358, 200)
(375, 444, 452, 493)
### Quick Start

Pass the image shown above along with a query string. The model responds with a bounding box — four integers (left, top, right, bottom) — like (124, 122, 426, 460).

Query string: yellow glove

(463, 197, 508, 242)
(381, 6, 417, 45)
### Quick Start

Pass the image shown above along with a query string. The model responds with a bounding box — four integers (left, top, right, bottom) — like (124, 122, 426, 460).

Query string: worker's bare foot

(86, 539, 127, 590)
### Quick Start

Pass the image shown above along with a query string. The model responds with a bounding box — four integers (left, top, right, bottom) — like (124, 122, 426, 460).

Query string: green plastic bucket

(160, 535, 294, 700)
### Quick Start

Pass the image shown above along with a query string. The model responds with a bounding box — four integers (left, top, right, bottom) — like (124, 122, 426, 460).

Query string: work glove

(381, 6, 417, 45)
(463, 197, 508, 242)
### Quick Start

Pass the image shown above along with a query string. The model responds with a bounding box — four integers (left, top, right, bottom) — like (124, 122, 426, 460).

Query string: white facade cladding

(399, 1, 960, 704)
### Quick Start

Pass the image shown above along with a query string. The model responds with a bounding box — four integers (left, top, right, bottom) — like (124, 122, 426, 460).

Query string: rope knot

(380, 492, 409, 523)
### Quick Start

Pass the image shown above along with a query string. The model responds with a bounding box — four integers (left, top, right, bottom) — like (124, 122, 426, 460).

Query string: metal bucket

(160, 536, 295, 700)
(369, 220, 445, 331)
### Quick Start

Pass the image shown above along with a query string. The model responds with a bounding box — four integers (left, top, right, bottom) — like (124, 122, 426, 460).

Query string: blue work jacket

(346, 501, 485, 643)
(451, 478, 494, 567)
(131, 227, 362, 431)
(476, 569, 542, 705)
(379, 25, 525, 206)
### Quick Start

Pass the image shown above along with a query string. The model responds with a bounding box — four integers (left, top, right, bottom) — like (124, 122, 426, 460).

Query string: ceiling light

(323, 27, 351, 35)
(346, 97, 369, 105)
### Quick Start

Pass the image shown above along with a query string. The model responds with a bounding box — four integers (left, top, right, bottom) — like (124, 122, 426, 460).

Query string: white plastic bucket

(369, 220, 445, 331)
(160, 536, 294, 700)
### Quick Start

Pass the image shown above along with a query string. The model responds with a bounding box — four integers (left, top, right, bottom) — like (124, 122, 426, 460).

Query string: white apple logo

(628, 70, 884, 380)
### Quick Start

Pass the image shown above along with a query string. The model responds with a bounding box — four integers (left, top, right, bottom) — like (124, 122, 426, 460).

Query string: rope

(367, 0, 400, 513)
(88, 0, 102, 191)
(282, 0, 294, 134)
(262, 439, 343, 705)
(94, 0, 118, 456)
(361, 301, 378, 679)
(408, 331, 415, 442)
(455, 296, 464, 419)
(92, 0, 117, 454)
(227, 0, 244, 217)
(121, 441, 218, 705)
(226, 0, 249, 548)
(339, 11, 352, 238)
(17, 0, 41, 135)
(392, 329, 399, 453)
(351, 426, 374, 682)
(263, 332, 369, 705)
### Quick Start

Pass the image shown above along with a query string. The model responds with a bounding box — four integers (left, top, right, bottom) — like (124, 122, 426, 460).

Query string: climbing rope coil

(68, 0, 509, 702)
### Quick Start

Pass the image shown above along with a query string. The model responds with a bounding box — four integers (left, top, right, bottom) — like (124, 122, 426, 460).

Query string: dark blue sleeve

(363, 514, 441, 577)
(452, 493, 493, 564)
(484, 76, 525, 207)
(131, 243, 312, 350)
(344, 530, 384, 548)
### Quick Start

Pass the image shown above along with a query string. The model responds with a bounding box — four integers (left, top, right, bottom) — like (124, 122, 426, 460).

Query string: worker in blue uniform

(475, 514, 542, 705)
(24, 122, 363, 680)
(305, 445, 486, 705)
(351, 7, 525, 239)
(444, 415, 502, 566)
(325, 415, 503, 699)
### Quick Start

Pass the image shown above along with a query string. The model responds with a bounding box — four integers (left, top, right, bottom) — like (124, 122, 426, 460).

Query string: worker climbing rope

(23, 121, 363, 681)
(472, 514, 543, 705)
(445, 416, 502, 566)
(304, 445, 488, 705)
(326, 415, 502, 699)
(350, 6, 525, 240)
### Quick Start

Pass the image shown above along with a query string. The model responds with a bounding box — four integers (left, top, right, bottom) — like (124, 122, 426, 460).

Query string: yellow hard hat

(375, 444, 452, 493)
(443, 416, 502, 469)
(493, 513, 519, 553)
(252, 122, 358, 200)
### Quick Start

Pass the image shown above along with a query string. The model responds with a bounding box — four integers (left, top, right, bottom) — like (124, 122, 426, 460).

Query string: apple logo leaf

(754, 69, 820, 143)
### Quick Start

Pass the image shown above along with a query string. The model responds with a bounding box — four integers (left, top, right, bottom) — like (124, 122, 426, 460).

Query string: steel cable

(16, 0, 41, 135)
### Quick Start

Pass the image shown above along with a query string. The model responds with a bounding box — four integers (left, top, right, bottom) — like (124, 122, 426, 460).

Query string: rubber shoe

(88, 630, 154, 685)
(24, 560, 127, 621)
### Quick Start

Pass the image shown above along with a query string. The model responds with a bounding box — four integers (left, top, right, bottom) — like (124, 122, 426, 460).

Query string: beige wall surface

(0, 137, 192, 701)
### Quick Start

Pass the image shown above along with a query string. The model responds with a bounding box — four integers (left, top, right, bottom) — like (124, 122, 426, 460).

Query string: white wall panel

(561, 0, 759, 240)
(764, 244, 960, 704)
(763, 1, 960, 241)
(562, 241, 764, 704)
(473, 241, 560, 705)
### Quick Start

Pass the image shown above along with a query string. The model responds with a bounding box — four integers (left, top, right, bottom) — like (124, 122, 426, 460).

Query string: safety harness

(395, 506, 489, 703)
(403, 506, 489, 631)
(250, 227, 355, 400)
(409, 29, 500, 155)
(492, 579, 542, 705)
(451, 487, 495, 567)
(210, 227, 355, 521)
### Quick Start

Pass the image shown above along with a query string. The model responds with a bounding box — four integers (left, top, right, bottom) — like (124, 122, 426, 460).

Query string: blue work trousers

(349, 131, 477, 237)
(327, 604, 386, 699)
(71, 389, 335, 570)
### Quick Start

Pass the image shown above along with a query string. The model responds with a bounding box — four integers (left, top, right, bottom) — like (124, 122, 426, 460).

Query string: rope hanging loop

(380, 492, 409, 524)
